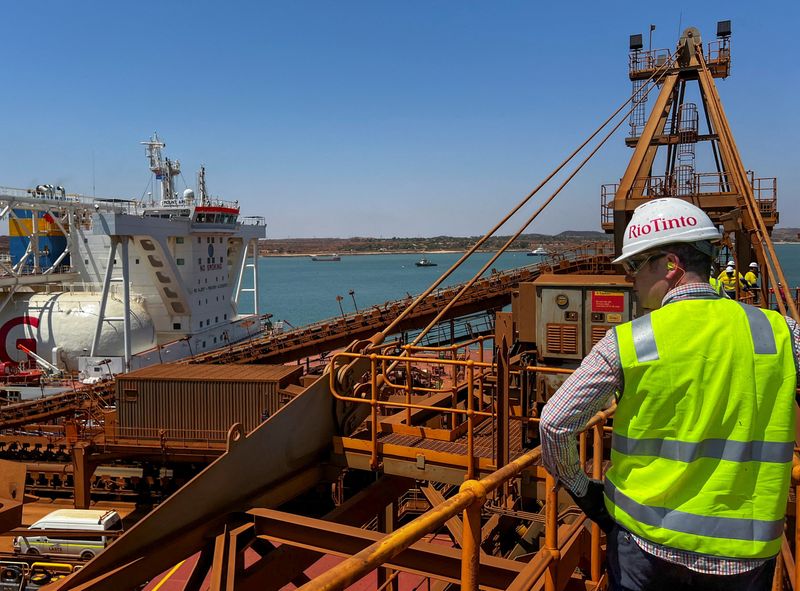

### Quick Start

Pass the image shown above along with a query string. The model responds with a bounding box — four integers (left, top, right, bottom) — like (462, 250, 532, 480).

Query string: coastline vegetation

(260, 231, 612, 256)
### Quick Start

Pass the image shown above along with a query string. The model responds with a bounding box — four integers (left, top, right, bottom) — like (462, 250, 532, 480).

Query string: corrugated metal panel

(116, 364, 303, 441)
(117, 363, 301, 382)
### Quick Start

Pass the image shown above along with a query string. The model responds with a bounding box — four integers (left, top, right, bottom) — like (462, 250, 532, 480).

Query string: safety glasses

(621, 252, 667, 275)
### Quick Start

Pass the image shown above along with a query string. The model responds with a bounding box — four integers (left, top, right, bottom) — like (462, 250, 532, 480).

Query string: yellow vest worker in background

(540, 198, 800, 591)
(718, 264, 745, 298)
(745, 262, 760, 303)
(745, 262, 760, 289)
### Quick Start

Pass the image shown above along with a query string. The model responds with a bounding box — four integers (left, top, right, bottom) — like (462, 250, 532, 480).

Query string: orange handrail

(298, 404, 616, 591)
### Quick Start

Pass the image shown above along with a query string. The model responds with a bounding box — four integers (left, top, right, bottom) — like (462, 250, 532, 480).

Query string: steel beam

(612, 72, 679, 252)
(48, 457, 328, 590)
(239, 475, 413, 591)
(251, 508, 525, 590)
(506, 519, 587, 591)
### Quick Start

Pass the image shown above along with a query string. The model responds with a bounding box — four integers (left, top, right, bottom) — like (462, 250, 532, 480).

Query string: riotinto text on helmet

(627, 216, 698, 239)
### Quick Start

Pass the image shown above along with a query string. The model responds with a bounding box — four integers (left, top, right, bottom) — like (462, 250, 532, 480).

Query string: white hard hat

(613, 198, 722, 264)
(749, 262, 758, 268)
(726, 265, 734, 272)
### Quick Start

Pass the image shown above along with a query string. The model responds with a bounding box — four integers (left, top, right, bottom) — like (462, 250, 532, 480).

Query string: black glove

(567, 479, 615, 534)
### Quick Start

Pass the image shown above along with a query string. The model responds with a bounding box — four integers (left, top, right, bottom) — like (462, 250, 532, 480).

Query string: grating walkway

(369, 416, 532, 463)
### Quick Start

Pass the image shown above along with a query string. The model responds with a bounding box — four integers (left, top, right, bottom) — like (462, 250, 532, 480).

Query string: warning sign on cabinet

(591, 291, 624, 313)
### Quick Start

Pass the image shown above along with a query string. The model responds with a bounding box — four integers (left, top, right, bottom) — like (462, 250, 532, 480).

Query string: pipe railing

(326, 346, 800, 589)
(298, 404, 615, 591)
(329, 349, 574, 474)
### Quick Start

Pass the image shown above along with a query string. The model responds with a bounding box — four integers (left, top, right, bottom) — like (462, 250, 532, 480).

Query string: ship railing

(55, 282, 126, 296)
(0, 187, 39, 199)
(240, 216, 266, 226)
(315, 347, 612, 590)
(199, 197, 240, 210)
(109, 426, 228, 448)
(0, 186, 143, 212)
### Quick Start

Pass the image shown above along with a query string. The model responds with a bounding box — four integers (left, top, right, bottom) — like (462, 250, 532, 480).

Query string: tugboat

(415, 257, 437, 267)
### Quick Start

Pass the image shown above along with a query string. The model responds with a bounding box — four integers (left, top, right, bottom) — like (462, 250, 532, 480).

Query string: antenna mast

(141, 132, 181, 206)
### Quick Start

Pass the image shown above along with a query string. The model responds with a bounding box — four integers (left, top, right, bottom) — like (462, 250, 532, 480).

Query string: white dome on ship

(183, 188, 195, 201)
(0, 292, 155, 372)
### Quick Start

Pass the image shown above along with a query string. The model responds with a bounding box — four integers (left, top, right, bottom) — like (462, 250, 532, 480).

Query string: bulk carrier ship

(0, 133, 265, 380)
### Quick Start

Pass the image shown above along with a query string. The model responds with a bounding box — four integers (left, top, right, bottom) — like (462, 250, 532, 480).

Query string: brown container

(115, 364, 303, 442)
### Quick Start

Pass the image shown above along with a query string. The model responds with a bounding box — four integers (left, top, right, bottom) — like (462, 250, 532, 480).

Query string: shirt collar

(661, 282, 720, 307)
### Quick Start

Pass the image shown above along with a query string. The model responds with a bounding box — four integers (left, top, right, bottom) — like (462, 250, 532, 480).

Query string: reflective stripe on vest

(608, 298, 796, 559)
(612, 432, 793, 463)
(630, 315, 659, 362)
(629, 302, 777, 359)
(605, 479, 785, 542)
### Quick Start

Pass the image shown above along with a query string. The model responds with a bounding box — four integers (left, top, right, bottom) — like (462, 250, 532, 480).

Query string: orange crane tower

(604, 23, 796, 319)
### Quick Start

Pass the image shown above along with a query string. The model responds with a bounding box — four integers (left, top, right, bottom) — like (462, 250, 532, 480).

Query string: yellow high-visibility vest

(608, 298, 796, 559)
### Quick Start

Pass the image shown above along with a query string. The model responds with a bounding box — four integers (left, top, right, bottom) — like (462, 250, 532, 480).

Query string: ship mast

(197, 165, 210, 206)
(141, 132, 181, 206)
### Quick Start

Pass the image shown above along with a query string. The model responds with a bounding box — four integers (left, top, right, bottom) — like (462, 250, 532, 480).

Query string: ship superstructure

(0, 133, 266, 375)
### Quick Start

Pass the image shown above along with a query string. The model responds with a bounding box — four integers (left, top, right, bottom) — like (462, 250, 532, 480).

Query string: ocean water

(241, 245, 800, 328)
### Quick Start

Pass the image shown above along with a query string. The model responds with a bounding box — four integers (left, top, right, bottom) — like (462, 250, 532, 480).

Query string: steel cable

(390, 53, 678, 348)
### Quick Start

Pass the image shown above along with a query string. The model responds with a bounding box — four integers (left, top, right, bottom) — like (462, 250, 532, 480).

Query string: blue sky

(1, 1, 797, 238)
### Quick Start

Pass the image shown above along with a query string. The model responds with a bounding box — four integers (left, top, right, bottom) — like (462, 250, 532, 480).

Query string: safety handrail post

(545, 471, 559, 591)
(450, 348, 458, 429)
(460, 480, 485, 591)
(591, 421, 605, 582)
(467, 361, 475, 480)
(370, 354, 378, 470)
(405, 358, 412, 426)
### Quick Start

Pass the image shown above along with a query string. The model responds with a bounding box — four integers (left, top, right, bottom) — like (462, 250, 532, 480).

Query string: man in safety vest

(718, 264, 745, 298)
(745, 262, 760, 288)
(745, 262, 761, 303)
(539, 198, 799, 590)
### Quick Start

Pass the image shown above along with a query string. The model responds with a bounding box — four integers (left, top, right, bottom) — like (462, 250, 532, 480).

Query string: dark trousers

(607, 526, 776, 591)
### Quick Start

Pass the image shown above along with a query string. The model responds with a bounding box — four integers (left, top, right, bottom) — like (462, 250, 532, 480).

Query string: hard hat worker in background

(745, 262, 761, 303)
(539, 198, 800, 591)
(718, 263, 746, 299)
(746, 262, 760, 287)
